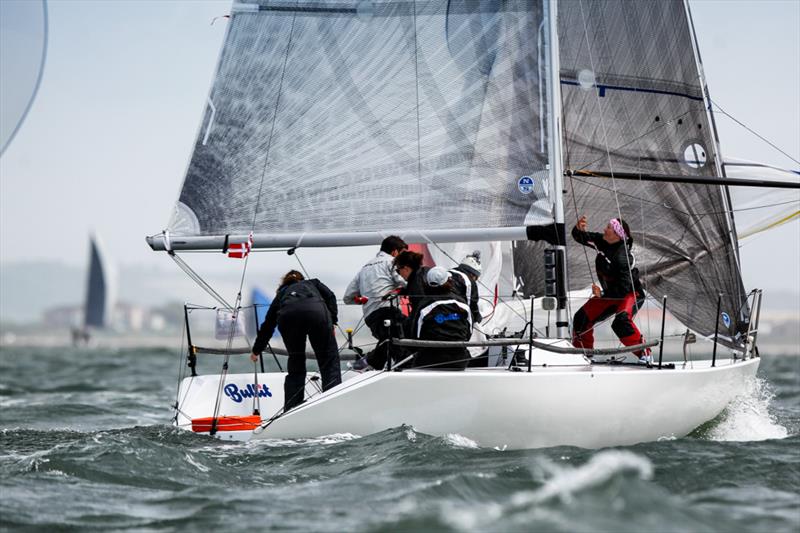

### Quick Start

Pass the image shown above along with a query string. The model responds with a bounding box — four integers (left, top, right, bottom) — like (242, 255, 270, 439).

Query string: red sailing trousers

(572, 292, 648, 356)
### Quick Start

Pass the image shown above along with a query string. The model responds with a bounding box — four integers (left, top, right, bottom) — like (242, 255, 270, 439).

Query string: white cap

(426, 266, 451, 287)
(459, 251, 482, 278)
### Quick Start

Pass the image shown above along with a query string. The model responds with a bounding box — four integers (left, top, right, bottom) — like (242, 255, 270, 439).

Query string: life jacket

(415, 298, 472, 342)
(448, 269, 474, 322)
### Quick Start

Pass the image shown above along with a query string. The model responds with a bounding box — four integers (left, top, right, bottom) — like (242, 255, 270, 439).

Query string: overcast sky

(1, 0, 798, 299)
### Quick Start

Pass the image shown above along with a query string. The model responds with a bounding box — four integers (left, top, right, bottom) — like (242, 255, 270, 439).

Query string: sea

(0, 346, 797, 532)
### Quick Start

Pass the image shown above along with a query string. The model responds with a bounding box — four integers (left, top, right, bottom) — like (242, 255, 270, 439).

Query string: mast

(545, 0, 569, 339)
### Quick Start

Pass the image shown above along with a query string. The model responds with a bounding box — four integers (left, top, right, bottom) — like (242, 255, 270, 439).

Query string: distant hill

(1, 260, 798, 326)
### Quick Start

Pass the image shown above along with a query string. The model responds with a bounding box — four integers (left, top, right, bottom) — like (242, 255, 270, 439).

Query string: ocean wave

(441, 450, 657, 531)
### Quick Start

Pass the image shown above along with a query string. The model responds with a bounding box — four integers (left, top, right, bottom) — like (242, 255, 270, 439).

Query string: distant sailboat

(72, 234, 113, 345)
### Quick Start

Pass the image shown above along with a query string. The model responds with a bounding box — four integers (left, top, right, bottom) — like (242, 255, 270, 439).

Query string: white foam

(251, 432, 362, 448)
(439, 451, 652, 530)
(515, 450, 653, 505)
(441, 500, 504, 530)
(443, 433, 479, 449)
(184, 452, 210, 473)
(707, 376, 789, 442)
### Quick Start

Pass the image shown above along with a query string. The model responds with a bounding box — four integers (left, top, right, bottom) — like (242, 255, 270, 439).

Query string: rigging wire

(206, 11, 302, 428)
(711, 99, 800, 166)
(172, 321, 188, 423)
(575, 0, 644, 334)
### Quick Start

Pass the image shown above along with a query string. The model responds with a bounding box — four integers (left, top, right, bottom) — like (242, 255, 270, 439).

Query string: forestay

(164, 0, 555, 247)
(515, 0, 748, 346)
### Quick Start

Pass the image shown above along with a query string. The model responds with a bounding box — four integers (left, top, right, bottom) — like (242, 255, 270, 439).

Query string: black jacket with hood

(571, 226, 644, 299)
(252, 279, 338, 354)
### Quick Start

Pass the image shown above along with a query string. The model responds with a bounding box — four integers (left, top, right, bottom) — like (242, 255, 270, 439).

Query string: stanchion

(712, 293, 722, 367)
(658, 295, 667, 369)
(528, 296, 534, 373)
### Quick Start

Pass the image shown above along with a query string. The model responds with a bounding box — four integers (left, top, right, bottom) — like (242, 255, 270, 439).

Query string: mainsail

(516, 0, 748, 346)
(161, 0, 557, 249)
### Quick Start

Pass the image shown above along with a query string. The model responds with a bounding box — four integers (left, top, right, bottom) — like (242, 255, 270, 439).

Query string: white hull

(175, 344, 760, 449)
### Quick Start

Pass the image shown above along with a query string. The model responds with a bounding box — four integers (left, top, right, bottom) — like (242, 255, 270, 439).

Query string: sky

(1, 0, 798, 303)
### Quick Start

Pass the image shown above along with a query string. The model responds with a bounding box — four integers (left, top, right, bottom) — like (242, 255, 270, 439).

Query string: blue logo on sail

(518, 176, 534, 194)
(721, 312, 731, 329)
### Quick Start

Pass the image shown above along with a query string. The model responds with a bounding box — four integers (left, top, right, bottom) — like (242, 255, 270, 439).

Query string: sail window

(683, 143, 707, 169)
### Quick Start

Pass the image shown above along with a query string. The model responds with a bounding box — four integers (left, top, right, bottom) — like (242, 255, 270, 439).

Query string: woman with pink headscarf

(571, 215, 650, 363)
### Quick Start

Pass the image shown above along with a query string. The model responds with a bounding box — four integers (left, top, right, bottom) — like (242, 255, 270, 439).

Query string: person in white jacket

(344, 236, 408, 370)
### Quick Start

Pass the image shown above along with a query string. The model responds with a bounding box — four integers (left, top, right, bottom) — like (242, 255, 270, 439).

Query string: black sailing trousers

(278, 302, 341, 411)
(364, 306, 406, 370)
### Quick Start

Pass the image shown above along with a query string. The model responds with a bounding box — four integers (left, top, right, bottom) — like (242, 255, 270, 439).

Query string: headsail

(158, 0, 556, 250)
(517, 0, 748, 346)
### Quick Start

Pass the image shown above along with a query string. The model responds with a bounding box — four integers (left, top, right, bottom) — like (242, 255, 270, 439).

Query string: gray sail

(84, 236, 110, 329)
(166, 0, 554, 246)
(516, 0, 748, 346)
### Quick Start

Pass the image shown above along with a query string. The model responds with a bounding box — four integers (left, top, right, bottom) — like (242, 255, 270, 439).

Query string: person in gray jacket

(344, 236, 407, 370)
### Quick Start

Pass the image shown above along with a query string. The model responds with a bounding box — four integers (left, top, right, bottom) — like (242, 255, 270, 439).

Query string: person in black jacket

(412, 267, 472, 370)
(251, 270, 341, 410)
(449, 252, 482, 325)
(571, 215, 650, 362)
(393, 250, 429, 323)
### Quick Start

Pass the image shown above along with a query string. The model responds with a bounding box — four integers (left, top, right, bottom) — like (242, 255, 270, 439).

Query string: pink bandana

(609, 218, 627, 240)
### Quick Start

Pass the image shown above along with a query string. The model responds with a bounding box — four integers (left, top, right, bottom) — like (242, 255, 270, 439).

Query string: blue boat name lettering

(224, 383, 273, 403)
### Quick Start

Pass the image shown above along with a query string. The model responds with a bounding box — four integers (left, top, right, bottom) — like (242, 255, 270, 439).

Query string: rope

(575, 0, 644, 329)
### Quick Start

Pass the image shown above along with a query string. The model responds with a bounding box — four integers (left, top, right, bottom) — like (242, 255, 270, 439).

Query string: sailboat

(72, 234, 114, 345)
(148, 0, 796, 449)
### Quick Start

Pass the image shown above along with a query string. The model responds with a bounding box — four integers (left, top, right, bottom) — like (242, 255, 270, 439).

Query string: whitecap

(516, 450, 654, 505)
(443, 433, 479, 449)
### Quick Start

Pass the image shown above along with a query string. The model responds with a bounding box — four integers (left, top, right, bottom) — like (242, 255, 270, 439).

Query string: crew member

(412, 267, 472, 370)
(449, 251, 482, 324)
(251, 270, 341, 411)
(393, 250, 429, 323)
(344, 236, 407, 370)
(571, 215, 650, 363)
